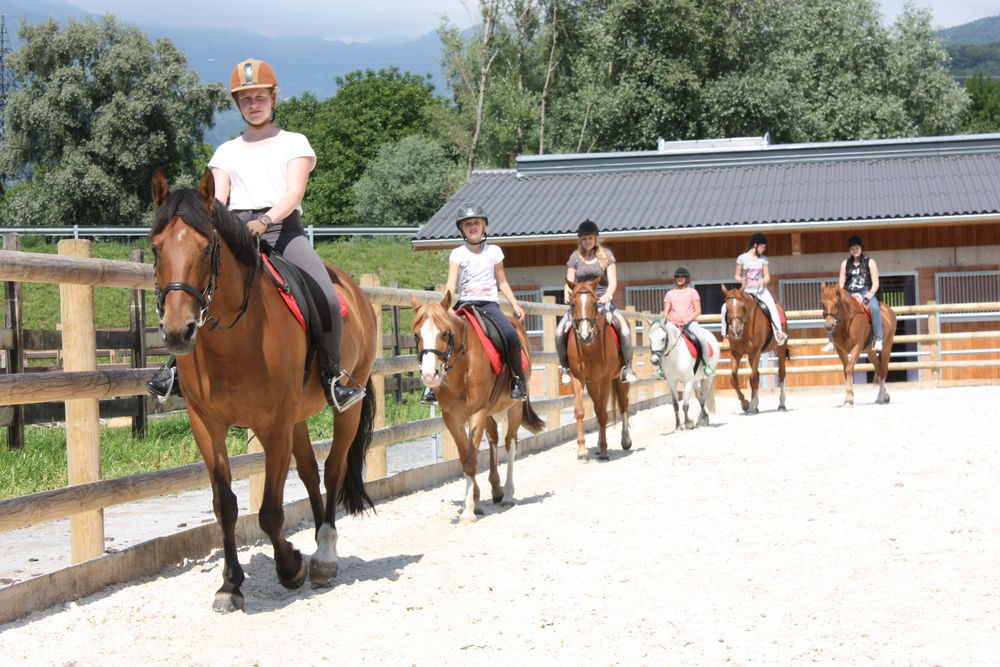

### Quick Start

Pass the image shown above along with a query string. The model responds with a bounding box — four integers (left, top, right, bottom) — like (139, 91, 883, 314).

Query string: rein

(822, 291, 860, 328)
(650, 321, 684, 359)
(154, 229, 260, 332)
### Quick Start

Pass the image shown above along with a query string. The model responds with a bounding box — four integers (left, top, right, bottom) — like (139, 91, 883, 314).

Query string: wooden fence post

(927, 300, 940, 385)
(3, 233, 25, 450)
(59, 239, 104, 563)
(360, 274, 387, 480)
(128, 248, 148, 439)
(390, 280, 402, 402)
(542, 296, 561, 429)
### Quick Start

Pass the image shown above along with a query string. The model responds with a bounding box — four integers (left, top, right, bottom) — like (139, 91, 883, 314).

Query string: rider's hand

(514, 304, 526, 321)
(247, 218, 269, 238)
(598, 294, 612, 305)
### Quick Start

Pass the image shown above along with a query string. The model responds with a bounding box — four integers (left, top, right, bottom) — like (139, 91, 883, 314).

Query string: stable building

(413, 133, 1000, 383)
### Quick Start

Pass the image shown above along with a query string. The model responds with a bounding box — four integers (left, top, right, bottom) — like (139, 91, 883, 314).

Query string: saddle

(680, 324, 714, 375)
(751, 295, 786, 348)
(260, 243, 348, 384)
(455, 303, 529, 375)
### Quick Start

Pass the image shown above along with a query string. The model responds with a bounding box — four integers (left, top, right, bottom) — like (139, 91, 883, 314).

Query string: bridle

(821, 290, 858, 328)
(154, 227, 258, 332)
(650, 320, 684, 363)
(724, 294, 752, 338)
(416, 312, 467, 378)
(570, 289, 602, 343)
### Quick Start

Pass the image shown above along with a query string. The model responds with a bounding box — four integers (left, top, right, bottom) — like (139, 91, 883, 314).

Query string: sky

(62, 0, 1000, 44)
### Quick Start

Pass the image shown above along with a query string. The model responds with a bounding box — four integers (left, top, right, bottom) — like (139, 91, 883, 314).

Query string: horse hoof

(598, 452, 610, 461)
(459, 512, 478, 523)
(474, 506, 485, 516)
(212, 592, 245, 613)
(310, 558, 339, 588)
(500, 497, 516, 508)
(621, 440, 632, 451)
(492, 494, 505, 504)
(279, 553, 308, 590)
(577, 452, 590, 462)
(684, 422, 694, 430)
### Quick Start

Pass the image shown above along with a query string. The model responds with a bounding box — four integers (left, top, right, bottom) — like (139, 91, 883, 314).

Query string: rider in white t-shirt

(419, 204, 528, 405)
(732, 232, 787, 344)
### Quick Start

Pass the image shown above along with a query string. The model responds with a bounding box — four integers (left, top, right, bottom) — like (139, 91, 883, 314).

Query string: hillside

(936, 15, 1000, 45)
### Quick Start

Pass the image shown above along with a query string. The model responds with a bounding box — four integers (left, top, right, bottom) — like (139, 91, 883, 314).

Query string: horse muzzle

(420, 369, 442, 388)
(650, 353, 661, 367)
(160, 320, 199, 355)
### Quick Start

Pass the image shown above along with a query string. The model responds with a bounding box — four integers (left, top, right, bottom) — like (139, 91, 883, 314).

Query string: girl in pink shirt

(661, 267, 715, 376)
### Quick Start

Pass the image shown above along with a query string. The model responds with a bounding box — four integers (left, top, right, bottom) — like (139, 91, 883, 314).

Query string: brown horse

(150, 170, 377, 612)
(820, 284, 896, 406)
(721, 286, 789, 414)
(411, 292, 544, 522)
(565, 277, 632, 461)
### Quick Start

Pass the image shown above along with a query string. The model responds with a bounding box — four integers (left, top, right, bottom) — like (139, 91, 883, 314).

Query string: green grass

(2, 236, 446, 499)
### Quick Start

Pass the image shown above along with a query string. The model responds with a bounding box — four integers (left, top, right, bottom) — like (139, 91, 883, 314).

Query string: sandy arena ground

(1, 384, 998, 664)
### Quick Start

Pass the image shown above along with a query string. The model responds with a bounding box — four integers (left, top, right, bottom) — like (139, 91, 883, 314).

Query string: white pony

(646, 317, 719, 431)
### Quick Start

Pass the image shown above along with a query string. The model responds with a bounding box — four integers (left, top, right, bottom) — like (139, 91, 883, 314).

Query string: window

(935, 271, 1000, 322)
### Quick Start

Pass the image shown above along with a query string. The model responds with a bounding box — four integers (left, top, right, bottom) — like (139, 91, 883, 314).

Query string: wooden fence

(1, 241, 999, 622)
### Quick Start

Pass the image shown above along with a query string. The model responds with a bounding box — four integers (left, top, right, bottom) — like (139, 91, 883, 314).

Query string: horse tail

(338, 377, 376, 515)
(521, 396, 546, 434)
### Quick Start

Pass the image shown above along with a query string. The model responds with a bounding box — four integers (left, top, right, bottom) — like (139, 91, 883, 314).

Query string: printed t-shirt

(450, 243, 504, 302)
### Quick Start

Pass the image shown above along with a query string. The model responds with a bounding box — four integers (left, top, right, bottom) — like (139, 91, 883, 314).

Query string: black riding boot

(146, 356, 181, 401)
(324, 368, 366, 412)
(613, 320, 638, 383)
(420, 386, 437, 405)
(555, 324, 571, 385)
(508, 343, 528, 402)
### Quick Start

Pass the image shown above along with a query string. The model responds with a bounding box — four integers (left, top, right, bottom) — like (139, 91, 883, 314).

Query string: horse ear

(565, 278, 576, 291)
(720, 284, 729, 296)
(198, 168, 215, 212)
(441, 290, 452, 309)
(409, 293, 422, 310)
(151, 169, 169, 207)
(587, 276, 602, 289)
(820, 281, 827, 291)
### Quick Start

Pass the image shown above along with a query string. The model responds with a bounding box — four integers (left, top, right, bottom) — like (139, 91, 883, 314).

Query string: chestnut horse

(820, 284, 896, 406)
(721, 286, 789, 414)
(565, 277, 632, 461)
(411, 292, 544, 522)
(150, 170, 377, 612)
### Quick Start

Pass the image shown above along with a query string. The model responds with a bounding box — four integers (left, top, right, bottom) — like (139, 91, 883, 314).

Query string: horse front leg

(312, 400, 363, 587)
(189, 411, 244, 613)
(870, 350, 889, 404)
(668, 381, 682, 432)
(460, 411, 491, 521)
(681, 378, 695, 429)
(730, 353, 749, 412)
(572, 376, 588, 461)
(485, 416, 503, 503)
(746, 351, 761, 415)
(840, 344, 863, 406)
(254, 421, 307, 591)
(592, 383, 610, 460)
(776, 346, 788, 411)
(695, 378, 711, 427)
(291, 420, 324, 533)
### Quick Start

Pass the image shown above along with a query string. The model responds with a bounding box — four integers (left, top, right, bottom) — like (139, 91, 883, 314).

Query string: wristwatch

(257, 214, 273, 228)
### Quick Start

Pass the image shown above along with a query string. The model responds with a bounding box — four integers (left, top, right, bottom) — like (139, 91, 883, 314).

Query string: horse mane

(150, 189, 258, 267)
(416, 301, 458, 332)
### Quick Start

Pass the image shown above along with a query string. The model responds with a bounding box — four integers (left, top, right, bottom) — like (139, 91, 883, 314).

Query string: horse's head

(820, 282, 843, 333)
(150, 169, 219, 355)
(646, 317, 682, 368)
(410, 290, 464, 388)
(566, 277, 603, 344)
(721, 285, 749, 339)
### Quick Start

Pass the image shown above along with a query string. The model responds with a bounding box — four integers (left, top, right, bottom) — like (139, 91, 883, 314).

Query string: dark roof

(413, 134, 1000, 247)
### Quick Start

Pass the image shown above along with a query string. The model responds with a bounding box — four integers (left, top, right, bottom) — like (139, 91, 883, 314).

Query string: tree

(277, 68, 439, 226)
(353, 134, 462, 225)
(963, 70, 1000, 133)
(0, 16, 229, 226)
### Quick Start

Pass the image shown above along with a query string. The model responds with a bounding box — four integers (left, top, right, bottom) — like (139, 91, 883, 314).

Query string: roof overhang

(411, 213, 1000, 250)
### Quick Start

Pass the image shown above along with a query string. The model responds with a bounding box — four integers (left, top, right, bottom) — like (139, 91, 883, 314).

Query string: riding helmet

(674, 266, 691, 279)
(847, 235, 864, 249)
(577, 219, 600, 237)
(748, 232, 768, 247)
(455, 203, 488, 231)
(229, 59, 278, 95)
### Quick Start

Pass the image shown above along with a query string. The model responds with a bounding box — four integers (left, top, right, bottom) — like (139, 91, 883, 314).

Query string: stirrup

(146, 363, 176, 403)
(419, 386, 437, 405)
(872, 338, 883, 352)
(621, 367, 637, 383)
(821, 341, 835, 353)
(326, 369, 366, 412)
(775, 331, 788, 345)
(559, 367, 571, 385)
(510, 377, 527, 402)
(703, 365, 715, 377)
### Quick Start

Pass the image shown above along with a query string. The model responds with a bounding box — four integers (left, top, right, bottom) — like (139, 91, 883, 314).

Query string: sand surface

(1, 385, 998, 664)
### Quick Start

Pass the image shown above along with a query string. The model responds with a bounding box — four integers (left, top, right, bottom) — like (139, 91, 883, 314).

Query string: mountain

(0, 1, 449, 100)
(936, 15, 1000, 45)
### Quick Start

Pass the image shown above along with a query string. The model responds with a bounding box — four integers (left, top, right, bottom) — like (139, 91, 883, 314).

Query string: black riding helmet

(847, 235, 864, 249)
(577, 219, 600, 236)
(455, 203, 488, 244)
(748, 232, 768, 247)
(674, 266, 691, 279)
